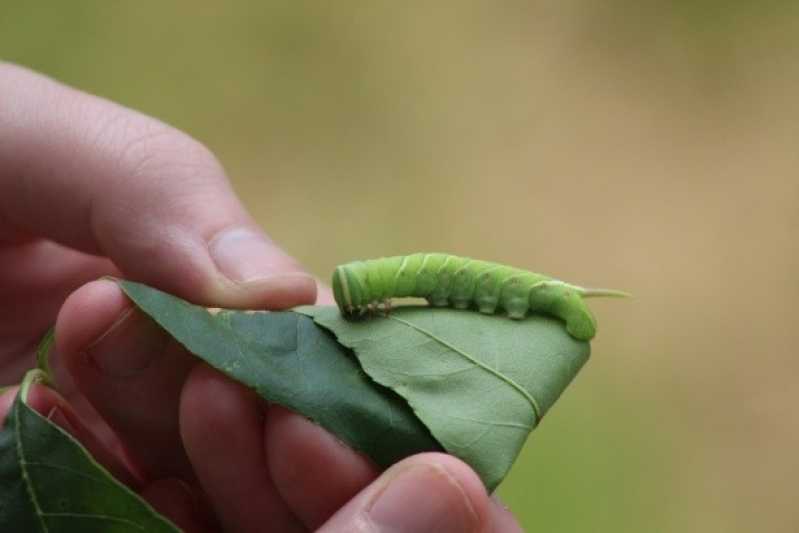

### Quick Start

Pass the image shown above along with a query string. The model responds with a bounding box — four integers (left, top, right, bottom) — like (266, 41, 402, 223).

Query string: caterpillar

(332, 253, 628, 341)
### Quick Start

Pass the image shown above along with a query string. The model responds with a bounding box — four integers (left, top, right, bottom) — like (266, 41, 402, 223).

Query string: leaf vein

(450, 424, 493, 451)
(446, 414, 532, 430)
(23, 461, 117, 485)
(14, 403, 49, 532)
(386, 315, 542, 421)
(41, 511, 146, 529)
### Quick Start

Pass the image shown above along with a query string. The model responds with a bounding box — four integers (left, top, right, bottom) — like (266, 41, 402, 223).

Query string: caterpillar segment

(332, 254, 628, 341)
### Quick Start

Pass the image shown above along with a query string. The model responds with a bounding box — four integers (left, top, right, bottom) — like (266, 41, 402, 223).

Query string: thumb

(0, 62, 314, 308)
(319, 453, 490, 533)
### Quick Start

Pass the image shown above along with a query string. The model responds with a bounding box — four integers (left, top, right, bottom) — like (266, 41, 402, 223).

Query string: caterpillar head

(332, 264, 366, 315)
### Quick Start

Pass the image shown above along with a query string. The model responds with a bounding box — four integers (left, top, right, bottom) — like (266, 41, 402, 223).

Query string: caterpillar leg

(451, 298, 471, 310)
(500, 276, 532, 319)
(476, 295, 498, 314)
(506, 308, 526, 319)
(427, 296, 449, 307)
(340, 306, 368, 320)
(473, 269, 505, 315)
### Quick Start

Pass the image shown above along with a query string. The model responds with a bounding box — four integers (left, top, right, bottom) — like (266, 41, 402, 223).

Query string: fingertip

(1, 384, 72, 432)
(19, 383, 69, 419)
(180, 365, 305, 533)
(315, 281, 335, 305)
(488, 496, 525, 533)
(54, 278, 130, 362)
(319, 453, 490, 533)
(202, 226, 318, 309)
(266, 404, 378, 529)
(179, 364, 255, 443)
(389, 452, 491, 526)
(369, 453, 490, 533)
(210, 271, 318, 310)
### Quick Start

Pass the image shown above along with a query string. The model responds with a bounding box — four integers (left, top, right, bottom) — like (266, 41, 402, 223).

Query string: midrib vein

(15, 403, 49, 532)
(387, 315, 541, 421)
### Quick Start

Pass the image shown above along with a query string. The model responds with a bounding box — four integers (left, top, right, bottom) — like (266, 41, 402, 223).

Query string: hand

(0, 63, 522, 532)
(0, 58, 315, 489)
(0, 61, 315, 380)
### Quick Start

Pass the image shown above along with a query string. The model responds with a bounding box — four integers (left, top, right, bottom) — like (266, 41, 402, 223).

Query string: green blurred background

(4, 2, 797, 531)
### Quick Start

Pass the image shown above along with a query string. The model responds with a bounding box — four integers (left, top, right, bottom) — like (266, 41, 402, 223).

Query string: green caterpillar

(332, 253, 628, 341)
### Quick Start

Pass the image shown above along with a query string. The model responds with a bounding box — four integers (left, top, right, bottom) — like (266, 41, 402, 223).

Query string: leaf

(35, 327, 55, 382)
(119, 281, 440, 468)
(0, 371, 179, 532)
(298, 305, 591, 491)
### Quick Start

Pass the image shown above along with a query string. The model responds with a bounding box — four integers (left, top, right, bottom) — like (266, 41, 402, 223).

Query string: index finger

(0, 62, 314, 308)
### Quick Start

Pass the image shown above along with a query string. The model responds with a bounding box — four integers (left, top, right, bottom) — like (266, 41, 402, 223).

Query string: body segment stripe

(337, 268, 353, 309)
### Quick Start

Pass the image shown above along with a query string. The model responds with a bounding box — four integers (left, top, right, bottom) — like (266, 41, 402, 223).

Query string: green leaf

(0, 371, 179, 532)
(298, 306, 590, 491)
(119, 281, 440, 468)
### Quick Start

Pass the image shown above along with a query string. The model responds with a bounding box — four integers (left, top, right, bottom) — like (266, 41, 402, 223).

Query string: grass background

(4, 2, 798, 531)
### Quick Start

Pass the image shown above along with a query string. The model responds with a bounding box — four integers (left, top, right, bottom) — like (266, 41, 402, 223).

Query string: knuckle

(83, 110, 233, 235)
(118, 123, 221, 186)
(80, 106, 224, 191)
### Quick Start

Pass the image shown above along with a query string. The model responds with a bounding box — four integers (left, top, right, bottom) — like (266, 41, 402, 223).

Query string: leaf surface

(0, 387, 179, 532)
(298, 306, 590, 491)
(119, 281, 440, 468)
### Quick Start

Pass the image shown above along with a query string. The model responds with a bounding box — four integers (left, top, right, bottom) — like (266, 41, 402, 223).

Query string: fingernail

(209, 227, 298, 283)
(368, 463, 479, 533)
(87, 308, 168, 378)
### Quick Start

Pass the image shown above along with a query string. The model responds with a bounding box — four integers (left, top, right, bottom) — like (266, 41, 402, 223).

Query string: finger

(2, 387, 211, 532)
(0, 62, 315, 308)
(179, 365, 305, 533)
(0, 242, 116, 387)
(0, 385, 64, 426)
(488, 496, 525, 533)
(265, 405, 378, 529)
(318, 453, 490, 533)
(316, 281, 335, 305)
(0, 385, 137, 488)
(0, 241, 116, 301)
(56, 279, 197, 481)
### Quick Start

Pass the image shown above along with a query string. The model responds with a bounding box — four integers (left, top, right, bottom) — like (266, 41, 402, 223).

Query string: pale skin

(0, 64, 523, 532)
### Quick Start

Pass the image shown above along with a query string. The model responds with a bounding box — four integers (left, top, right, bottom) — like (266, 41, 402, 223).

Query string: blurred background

(4, 2, 797, 531)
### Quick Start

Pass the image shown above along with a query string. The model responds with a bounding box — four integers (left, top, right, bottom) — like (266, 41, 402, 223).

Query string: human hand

(0, 58, 316, 484)
(0, 60, 316, 383)
(0, 63, 523, 532)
